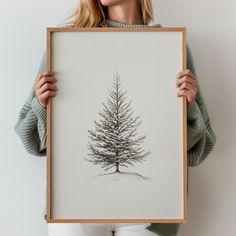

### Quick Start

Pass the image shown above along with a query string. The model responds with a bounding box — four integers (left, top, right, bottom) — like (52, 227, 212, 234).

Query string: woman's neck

(107, 1, 142, 25)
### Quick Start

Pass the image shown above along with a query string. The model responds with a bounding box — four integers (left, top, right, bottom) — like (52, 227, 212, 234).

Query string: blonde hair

(63, 0, 154, 28)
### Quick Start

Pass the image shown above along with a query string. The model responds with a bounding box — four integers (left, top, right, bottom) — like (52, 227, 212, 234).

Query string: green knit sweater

(14, 19, 216, 236)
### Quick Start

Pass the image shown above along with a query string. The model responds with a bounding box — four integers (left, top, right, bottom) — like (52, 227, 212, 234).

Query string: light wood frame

(46, 27, 187, 223)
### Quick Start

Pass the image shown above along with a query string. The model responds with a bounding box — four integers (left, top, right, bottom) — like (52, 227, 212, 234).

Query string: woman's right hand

(34, 71, 58, 108)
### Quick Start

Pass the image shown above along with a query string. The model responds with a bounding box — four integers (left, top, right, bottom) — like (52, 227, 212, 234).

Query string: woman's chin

(100, 0, 123, 7)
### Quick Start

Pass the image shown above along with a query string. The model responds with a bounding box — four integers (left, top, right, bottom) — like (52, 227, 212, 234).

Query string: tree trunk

(115, 161, 120, 172)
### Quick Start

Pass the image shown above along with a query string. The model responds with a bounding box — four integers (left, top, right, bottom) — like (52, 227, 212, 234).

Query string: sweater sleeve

(186, 45, 217, 166)
(14, 51, 47, 157)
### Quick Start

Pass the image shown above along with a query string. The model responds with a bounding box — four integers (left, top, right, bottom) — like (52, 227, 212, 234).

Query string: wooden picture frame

(46, 27, 187, 223)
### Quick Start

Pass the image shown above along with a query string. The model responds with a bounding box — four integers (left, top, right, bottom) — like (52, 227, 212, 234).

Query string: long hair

(63, 0, 154, 28)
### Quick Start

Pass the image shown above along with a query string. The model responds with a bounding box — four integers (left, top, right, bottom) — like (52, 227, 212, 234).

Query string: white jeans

(47, 223, 160, 236)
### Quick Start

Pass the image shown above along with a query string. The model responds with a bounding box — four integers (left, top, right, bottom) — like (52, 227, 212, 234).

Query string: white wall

(0, 0, 235, 235)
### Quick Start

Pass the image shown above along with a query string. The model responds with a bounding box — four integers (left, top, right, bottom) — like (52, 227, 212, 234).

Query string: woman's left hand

(176, 69, 198, 106)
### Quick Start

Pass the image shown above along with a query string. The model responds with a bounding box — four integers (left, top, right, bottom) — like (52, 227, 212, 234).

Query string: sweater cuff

(187, 100, 207, 151)
(31, 96, 46, 121)
(187, 100, 202, 122)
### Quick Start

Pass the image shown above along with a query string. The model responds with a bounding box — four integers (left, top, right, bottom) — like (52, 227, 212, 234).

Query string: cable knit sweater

(14, 19, 216, 236)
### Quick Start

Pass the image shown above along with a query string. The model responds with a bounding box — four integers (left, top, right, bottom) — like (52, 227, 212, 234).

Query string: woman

(14, 0, 217, 235)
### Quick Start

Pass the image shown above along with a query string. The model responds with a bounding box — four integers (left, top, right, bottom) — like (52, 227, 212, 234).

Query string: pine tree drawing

(86, 71, 151, 180)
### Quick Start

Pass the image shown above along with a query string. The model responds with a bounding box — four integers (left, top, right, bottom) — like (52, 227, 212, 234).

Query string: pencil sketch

(85, 71, 151, 181)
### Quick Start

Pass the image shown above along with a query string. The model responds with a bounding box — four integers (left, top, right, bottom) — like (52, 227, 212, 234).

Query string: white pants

(47, 223, 160, 236)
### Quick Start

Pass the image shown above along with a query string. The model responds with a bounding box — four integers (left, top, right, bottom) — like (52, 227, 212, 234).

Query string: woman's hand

(176, 69, 198, 106)
(34, 71, 58, 108)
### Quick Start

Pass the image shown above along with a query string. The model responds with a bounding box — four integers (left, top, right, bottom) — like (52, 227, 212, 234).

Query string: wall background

(0, 0, 235, 235)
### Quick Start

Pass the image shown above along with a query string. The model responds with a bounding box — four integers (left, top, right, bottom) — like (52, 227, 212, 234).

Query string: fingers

(38, 81, 58, 95)
(178, 81, 195, 91)
(176, 75, 197, 88)
(176, 69, 194, 79)
(34, 71, 58, 108)
(177, 89, 195, 104)
(36, 71, 54, 81)
(176, 69, 198, 105)
(38, 90, 57, 103)
(35, 71, 53, 85)
(35, 73, 57, 90)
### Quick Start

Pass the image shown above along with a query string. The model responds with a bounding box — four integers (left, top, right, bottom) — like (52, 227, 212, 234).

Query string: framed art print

(46, 27, 187, 223)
